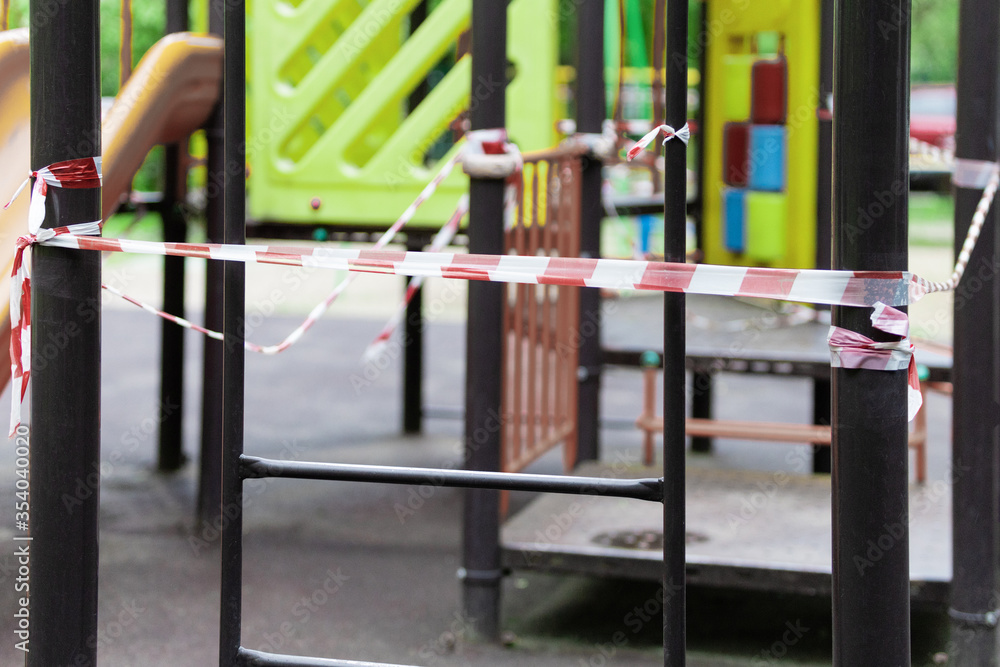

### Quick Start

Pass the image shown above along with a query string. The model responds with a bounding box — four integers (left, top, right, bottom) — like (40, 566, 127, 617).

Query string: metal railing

(502, 147, 584, 476)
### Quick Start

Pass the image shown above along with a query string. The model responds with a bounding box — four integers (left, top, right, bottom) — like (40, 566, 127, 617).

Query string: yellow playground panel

(247, 0, 557, 229)
(702, 0, 821, 268)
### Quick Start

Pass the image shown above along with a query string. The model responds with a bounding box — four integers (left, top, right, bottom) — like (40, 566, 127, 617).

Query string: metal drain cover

(591, 530, 709, 550)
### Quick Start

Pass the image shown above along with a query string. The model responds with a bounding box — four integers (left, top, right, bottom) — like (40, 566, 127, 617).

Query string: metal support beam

(402, 4, 429, 436)
(663, 0, 688, 664)
(690, 371, 712, 453)
(461, 0, 507, 642)
(831, 1, 911, 664)
(200, 0, 226, 521)
(219, 0, 247, 664)
(402, 234, 424, 435)
(27, 1, 102, 664)
(575, 0, 605, 465)
(157, 0, 192, 472)
(812, 377, 831, 474)
(949, 0, 1000, 662)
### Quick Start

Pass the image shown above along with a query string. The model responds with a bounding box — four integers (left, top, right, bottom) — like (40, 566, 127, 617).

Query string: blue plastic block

(723, 188, 746, 253)
(748, 125, 786, 192)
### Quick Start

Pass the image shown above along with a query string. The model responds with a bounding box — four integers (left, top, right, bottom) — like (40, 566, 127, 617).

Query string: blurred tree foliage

(6, 0, 166, 96)
(910, 0, 959, 83)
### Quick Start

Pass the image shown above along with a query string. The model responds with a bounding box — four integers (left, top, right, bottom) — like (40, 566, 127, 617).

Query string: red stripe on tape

(738, 268, 800, 299)
(635, 262, 697, 292)
(541, 257, 599, 285)
(442, 254, 502, 280)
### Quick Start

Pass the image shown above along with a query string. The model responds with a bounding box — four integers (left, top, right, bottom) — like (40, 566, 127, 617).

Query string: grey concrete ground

(0, 279, 958, 665)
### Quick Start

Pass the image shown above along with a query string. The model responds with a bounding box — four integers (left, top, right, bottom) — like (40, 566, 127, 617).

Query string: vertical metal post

(461, 0, 506, 641)
(575, 0, 605, 464)
(403, 234, 424, 434)
(812, 377, 831, 473)
(810, 0, 836, 476)
(403, 7, 430, 435)
(690, 371, 712, 453)
(402, 7, 429, 435)
(949, 0, 1000, 662)
(663, 0, 688, 664)
(27, 2, 102, 665)
(815, 0, 834, 272)
(219, 0, 247, 663)
(831, 1, 911, 664)
(199, 0, 226, 521)
(158, 0, 191, 472)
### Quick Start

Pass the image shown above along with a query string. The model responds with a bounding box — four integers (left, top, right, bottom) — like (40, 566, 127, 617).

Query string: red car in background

(910, 84, 956, 151)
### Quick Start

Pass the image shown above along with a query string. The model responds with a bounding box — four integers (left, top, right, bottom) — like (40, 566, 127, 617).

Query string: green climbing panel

(248, 0, 557, 228)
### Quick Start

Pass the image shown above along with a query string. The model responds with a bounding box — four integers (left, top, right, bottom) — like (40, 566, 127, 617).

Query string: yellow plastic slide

(0, 29, 222, 391)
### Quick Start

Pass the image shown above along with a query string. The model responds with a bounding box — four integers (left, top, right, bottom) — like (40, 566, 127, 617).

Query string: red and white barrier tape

(911, 163, 1000, 296)
(99, 197, 470, 360)
(828, 302, 921, 421)
(19, 230, 932, 430)
(4, 156, 102, 234)
(363, 196, 469, 362)
(250, 146, 467, 354)
(909, 136, 954, 166)
(38, 233, 926, 307)
(953, 158, 999, 189)
(5, 156, 103, 435)
(10, 221, 103, 434)
(626, 123, 691, 161)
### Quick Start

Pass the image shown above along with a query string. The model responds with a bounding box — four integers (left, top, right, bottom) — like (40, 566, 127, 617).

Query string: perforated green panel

(248, 0, 557, 228)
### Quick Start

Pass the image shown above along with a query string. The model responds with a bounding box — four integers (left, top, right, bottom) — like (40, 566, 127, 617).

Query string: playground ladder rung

(240, 456, 663, 502)
(238, 646, 413, 666)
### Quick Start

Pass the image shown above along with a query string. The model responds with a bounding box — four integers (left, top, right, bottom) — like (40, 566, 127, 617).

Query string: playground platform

(0, 267, 956, 664)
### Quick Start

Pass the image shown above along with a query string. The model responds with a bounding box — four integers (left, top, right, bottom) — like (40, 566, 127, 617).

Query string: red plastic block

(751, 58, 786, 124)
(723, 123, 750, 187)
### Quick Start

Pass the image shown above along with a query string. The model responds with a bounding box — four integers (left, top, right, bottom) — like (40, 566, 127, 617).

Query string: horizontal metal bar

(240, 456, 663, 502)
(423, 406, 639, 431)
(238, 647, 413, 667)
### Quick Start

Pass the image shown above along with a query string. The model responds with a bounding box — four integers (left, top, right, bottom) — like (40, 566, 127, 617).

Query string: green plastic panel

(722, 55, 755, 122)
(248, 0, 557, 228)
(745, 190, 787, 263)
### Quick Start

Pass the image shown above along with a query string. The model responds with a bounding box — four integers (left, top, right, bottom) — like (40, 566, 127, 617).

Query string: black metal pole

(199, 0, 226, 521)
(831, 1, 911, 665)
(950, 0, 1000, 662)
(461, 0, 506, 642)
(27, 2, 102, 665)
(810, 0, 835, 477)
(158, 0, 192, 472)
(219, 0, 247, 663)
(663, 0, 687, 664)
(690, 371, 712, 453)
(402, 4, 429, 436)
(403, 234, 424, 434)
(812, 377, 832, 473)
(575, 0, 605, 465)
(815, 0, 834, 273)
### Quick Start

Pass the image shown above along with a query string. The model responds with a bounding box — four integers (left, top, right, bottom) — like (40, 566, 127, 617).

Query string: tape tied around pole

(952, 158, 1000, 190)
(828, 302, 922, 421)
(9, 221, 103, 436)
(626, 123, 690, 161)
(5, 157, 103, 436)
(3, 157, 103, 234)
(462, 128, 523, 179)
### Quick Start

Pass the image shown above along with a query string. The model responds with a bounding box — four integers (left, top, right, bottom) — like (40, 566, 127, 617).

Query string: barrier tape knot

(828, 302, 922, 421)
(5, 156, 103, 437)
(9, 221, 103, 436)
(626, 123, 690, 161)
